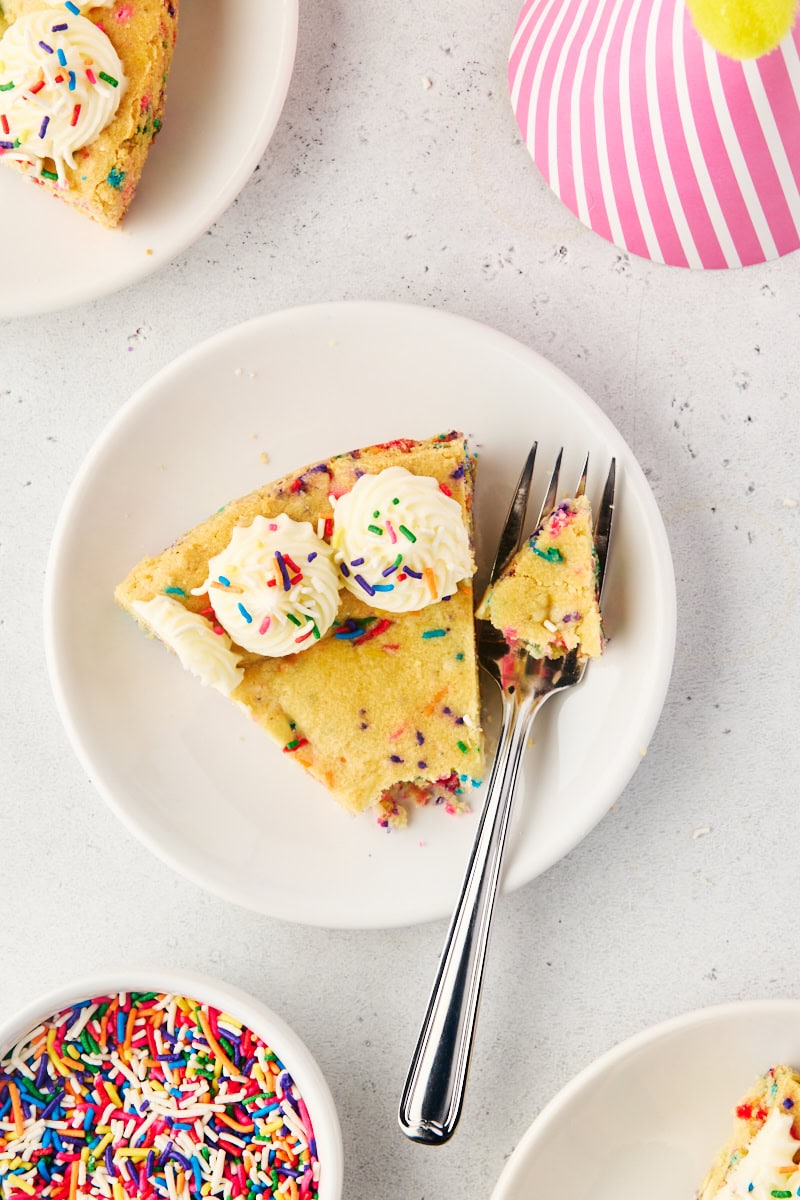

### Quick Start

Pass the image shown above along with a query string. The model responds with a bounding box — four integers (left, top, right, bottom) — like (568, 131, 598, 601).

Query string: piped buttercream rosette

(193, 514, 340, 657)
(0, 10, 126, 184)
(131, 595, 245, 697)
(332, 466, 473, 613)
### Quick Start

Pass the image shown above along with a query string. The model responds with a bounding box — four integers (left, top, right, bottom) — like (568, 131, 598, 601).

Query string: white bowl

(0, 970, 343, 1200)
(490, 999, 800, 1200)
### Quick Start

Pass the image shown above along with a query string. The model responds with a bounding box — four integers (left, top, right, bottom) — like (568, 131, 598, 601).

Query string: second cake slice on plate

(697, 1065, 800, 1200)
(0, 0, 179, 226)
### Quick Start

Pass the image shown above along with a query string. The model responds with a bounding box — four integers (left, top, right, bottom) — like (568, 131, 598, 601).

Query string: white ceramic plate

(0, 0, 298, 319)
(0, 970, 343, 1200)
(490, 999, 800, 1200)
(44, 301, 676, 928)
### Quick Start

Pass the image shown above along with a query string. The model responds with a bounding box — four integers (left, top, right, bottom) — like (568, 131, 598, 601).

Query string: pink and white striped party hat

(509, 0, 800, 268)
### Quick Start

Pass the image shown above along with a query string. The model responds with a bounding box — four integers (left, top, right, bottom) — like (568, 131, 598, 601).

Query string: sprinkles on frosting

(0, 8, 126, 184)
(330, 467, 473, 614)
(0, 992, 321, 1200)
(193, 516, 338, 658)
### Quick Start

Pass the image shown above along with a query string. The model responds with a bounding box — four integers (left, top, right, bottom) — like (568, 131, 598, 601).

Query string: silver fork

(398, 445, 616, 1146)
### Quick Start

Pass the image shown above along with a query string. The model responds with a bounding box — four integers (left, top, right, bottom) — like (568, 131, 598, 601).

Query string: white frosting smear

(332, 466, 473, 613)
(717, 1107, 800, 1200)
(132, 596, 245, 698)
(193, 514, 340, 657)
(0, 11, 126, 183)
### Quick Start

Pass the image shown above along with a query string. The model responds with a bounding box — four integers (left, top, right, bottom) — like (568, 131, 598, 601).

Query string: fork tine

(593, 458, 616, 597)
(488, 443, 537, 584)
(575, 452, 589, 499)
(533, 447, 563, 528)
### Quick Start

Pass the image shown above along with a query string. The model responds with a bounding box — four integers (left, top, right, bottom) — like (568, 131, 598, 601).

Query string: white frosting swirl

(193, 514, 340, 657)
(332, 466, 473, 613)
(0, 11, 126, 183)
(132, 596, 245, 698)
(716, 1107, 800, 1200)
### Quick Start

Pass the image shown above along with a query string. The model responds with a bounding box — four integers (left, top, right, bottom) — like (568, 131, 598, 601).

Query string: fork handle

(398, 692, 539, 1144)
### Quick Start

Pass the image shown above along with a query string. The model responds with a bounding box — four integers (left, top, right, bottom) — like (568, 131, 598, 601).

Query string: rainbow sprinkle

(284, 737, 308, 753)
(334, 478, 465, 603)
(332, 617, 392, 646)
(0, 992, 321, 1200)
(531, 544, 563, 563)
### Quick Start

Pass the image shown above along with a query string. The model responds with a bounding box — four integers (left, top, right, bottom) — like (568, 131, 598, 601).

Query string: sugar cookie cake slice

(476, 493, 602, 659)
(0, 0, 179, 226)
(115, 433, 484, 824)
(697, 1066, 800, 1200)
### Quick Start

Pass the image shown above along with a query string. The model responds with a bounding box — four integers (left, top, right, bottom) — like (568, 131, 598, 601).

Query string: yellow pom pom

(685, 0, 798, 57)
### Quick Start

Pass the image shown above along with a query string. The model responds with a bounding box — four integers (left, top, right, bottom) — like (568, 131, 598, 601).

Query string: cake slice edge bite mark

(114, 432, 484, 829)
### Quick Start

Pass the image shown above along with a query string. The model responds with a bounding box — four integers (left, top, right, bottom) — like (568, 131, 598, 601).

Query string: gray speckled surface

(2, 1, 800, 1197)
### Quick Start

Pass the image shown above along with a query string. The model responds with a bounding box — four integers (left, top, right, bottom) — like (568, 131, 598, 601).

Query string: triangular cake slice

(115, 433, 484, 825)
(0, 0, 179, 227)
(476, 494, 602, 659)
(697, 1066, 800, 1200)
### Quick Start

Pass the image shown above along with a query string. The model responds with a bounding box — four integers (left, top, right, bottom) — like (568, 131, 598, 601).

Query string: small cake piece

(115, 434, 484, 821)
(697, 1066, 800, 1200)
(476, 493, 602, 658)
(0, 0, 179, 226)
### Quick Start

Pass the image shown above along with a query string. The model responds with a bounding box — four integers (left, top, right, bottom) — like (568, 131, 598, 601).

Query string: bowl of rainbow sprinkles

(0, 972, 343, 1200)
